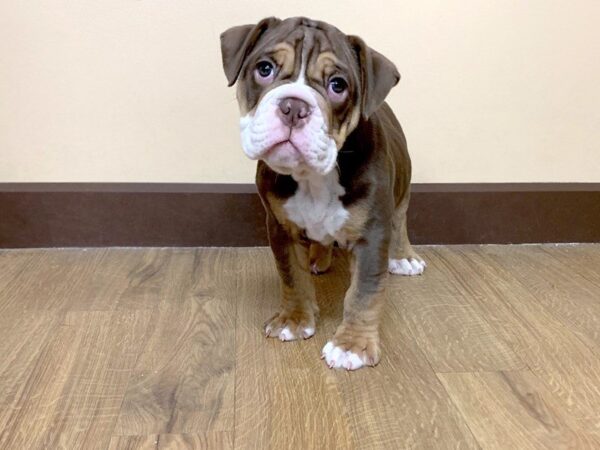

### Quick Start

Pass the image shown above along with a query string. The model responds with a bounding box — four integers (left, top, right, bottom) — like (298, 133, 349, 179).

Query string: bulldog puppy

(220, 17, 426, 370)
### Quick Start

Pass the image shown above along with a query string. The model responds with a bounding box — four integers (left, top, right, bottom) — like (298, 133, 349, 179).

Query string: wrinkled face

(231, 19, 363, 178)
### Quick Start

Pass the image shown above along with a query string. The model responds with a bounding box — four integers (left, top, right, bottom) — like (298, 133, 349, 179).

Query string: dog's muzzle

(239, 83, 338, 177)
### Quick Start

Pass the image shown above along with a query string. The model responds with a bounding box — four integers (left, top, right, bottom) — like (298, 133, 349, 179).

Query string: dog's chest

(283, 173, 349, 245)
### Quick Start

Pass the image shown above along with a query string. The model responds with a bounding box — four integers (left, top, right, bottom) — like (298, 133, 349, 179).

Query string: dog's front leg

(322, 224, 390, 370)
(263, 213, 318, 341)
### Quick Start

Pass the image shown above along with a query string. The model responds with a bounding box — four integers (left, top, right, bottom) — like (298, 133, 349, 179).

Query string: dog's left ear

(348, 35, 400, 119)
(220, 17, 281, 87)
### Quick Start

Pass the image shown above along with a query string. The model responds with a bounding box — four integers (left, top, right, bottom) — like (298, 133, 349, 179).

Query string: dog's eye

(256, 61, 274, 78)
(254, 61, 275, 86)
(329, 77, 348, 94)
(328, 77, 349, 102)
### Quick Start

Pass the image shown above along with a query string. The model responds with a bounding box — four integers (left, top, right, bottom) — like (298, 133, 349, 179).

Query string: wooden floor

(1, 245, 600, 449)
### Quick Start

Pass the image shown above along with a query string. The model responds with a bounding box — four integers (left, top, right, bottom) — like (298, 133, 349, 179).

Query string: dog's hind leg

(388, 194, 426, 276)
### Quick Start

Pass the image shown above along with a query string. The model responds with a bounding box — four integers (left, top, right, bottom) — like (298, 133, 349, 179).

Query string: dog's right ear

(220, 17, 280, 87)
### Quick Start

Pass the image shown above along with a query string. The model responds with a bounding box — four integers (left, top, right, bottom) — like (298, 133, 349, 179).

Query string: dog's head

(220, 17, 400, 179)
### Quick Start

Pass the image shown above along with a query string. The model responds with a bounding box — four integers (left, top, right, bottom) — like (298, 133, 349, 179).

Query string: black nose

(278, 97, 311, 127)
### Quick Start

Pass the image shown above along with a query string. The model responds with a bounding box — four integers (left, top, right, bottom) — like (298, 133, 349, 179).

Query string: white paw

(321, 341, 365, 370)
(265, 325, 315, 341)
(388, 258, 426, 276)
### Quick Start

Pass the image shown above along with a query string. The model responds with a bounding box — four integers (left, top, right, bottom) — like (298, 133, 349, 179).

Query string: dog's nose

(278, 97, 311, 127)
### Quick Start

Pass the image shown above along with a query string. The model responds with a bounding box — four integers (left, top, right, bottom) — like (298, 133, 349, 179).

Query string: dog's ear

(348, 35, 400, 119)
(220, 17, 281, 87)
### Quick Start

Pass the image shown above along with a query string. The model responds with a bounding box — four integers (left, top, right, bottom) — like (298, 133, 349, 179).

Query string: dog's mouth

(264, 139, 300, 157)
(261, 139, 307, 176)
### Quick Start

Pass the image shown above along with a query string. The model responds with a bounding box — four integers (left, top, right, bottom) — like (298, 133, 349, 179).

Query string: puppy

(220, 17, 425, 370)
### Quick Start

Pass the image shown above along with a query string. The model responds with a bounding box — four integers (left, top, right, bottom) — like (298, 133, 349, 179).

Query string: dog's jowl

(220, 17, 426, 370)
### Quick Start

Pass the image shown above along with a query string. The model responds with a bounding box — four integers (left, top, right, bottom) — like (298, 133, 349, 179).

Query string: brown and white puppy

(220, 17, 426, 370)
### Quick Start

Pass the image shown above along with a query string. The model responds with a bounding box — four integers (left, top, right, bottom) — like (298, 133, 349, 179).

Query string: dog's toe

(388, 257, 426, 276)
(264, 311, 316, 341)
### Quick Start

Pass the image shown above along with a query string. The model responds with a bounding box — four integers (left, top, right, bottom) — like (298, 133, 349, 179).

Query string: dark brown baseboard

(1, 183, 599, 248)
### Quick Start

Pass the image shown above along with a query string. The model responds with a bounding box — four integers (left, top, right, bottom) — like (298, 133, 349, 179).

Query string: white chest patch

(283, 171, 350, 244)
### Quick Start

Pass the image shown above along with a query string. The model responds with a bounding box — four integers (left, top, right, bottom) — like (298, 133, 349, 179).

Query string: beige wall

(1, 1, 599, 183)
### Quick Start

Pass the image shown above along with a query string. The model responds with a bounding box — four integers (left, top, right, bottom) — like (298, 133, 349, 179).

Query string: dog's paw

(321, 330, 380, 370)
(264, 311, 316, 341)
(388, 257, 426, 276)
(309, 243, 332, 275)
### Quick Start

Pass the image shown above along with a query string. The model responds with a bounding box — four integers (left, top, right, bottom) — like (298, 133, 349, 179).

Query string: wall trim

(1, 183, 599, 248)
(2, 182, 599, 193)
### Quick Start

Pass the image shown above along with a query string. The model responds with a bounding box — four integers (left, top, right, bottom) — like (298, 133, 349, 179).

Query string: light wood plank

(0, 249, 106, 314)
(386, 248, 525, 372)
(439, 370, 597, 449)
(108, 435, 159, 450)
(1, 245, 599, 448)
(157, 433, 233, 450)
(108, 432, 233, 450)
(0, 312, 59, 434)
(234, 248, 479, 449)
(331, 325, 481, 449)
(114, 248, 235, 435)
(234, 247, 355, 449)
(326, 252, 480, 449)
(549, 244, 600, 271)
(61, 247, 172, 312)
(0, 250, 35, 293)
(0, 248, 170, 314)
(517, 245, 600, 353)
(0, 310, 151, 449)
(433, 246, 600, 439)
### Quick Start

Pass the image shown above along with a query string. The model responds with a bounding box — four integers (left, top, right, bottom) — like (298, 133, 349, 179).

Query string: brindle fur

(221, 17, 423, 366)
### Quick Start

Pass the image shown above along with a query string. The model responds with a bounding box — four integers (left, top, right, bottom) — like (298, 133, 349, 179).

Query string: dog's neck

(284, 169, 349, 244)
(291, 169, 343, 200)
